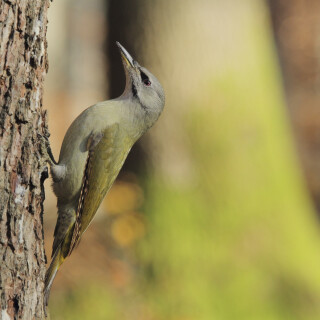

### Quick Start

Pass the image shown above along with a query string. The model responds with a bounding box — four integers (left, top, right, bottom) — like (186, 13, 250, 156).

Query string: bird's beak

(116, 42, 135, 69)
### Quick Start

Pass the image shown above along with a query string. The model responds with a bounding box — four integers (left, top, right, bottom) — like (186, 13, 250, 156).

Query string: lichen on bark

(0, 1, 50, 319)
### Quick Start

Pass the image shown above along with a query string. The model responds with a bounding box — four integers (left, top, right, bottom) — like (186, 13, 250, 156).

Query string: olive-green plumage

(44, 42, 165, 305)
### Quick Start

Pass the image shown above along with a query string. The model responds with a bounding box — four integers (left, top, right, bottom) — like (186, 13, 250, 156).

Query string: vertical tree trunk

(0, 1, 50, 319)
(268, 0, 320, 212)
(107, 0, 147, 175)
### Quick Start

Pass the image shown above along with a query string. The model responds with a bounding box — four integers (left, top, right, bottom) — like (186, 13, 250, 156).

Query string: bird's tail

(44, 244, 65, 307)
(44, 224, 75, 307)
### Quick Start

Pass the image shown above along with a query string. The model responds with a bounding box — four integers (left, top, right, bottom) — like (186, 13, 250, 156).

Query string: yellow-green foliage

(49, 1, 320, 319)
(49, 284, 120, 320)
(138, 4, 320, 320)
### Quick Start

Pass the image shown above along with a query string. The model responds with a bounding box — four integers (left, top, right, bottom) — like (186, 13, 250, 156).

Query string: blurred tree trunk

(268, 0, 320, 211)
(107, 0, 147, 175)
(121, 1, 320, 319)
(0, 1, 50, 319)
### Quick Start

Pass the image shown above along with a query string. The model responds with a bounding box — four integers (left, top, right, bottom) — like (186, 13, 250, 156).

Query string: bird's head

(116, 42, 165, 124)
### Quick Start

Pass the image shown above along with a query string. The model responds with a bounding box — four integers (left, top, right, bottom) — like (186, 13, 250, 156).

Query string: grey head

(116, 42, 165, 128)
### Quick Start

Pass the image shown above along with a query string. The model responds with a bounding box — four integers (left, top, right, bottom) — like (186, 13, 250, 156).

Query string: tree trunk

(0, 1, 50, 319)
(107, 0, 148, 175)
(268, 0, 320, 212)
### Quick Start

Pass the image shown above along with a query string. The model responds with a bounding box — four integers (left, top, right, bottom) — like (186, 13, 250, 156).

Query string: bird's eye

(140, 70, 151, 86)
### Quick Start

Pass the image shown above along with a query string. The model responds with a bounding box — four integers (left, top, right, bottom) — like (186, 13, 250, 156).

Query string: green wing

(68, 123, 123, 255)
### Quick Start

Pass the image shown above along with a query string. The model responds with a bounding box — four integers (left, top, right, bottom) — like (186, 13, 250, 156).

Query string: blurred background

(43, 0, 320, 319)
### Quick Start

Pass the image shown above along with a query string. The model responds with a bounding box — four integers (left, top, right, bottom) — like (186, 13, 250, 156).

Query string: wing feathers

(68, 124, 120, 255)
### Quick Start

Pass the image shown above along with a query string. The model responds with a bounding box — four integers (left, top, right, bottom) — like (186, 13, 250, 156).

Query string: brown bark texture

(0, 0, 50, 319)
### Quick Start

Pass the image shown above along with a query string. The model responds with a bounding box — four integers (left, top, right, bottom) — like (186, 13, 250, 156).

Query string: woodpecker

(44, 42, 165, 305)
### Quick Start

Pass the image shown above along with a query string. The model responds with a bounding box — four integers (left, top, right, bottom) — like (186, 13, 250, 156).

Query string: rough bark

(0, 1, 50, 319)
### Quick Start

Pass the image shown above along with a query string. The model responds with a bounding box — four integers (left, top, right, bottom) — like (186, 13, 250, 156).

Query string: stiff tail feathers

(44, 244, 64, 307)
(44, 224, 75, 308)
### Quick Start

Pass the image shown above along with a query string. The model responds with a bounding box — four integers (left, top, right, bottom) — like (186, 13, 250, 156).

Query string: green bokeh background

(45, 0, 320, 319)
